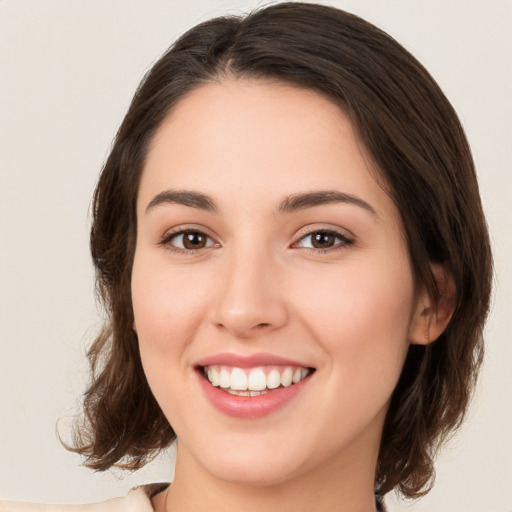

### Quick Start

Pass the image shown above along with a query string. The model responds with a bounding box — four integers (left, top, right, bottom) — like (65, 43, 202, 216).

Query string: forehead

(139, 79, 394, 220)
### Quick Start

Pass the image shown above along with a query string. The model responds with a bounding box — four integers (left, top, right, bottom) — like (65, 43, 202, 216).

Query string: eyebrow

(145, 189, 377, 217)
(277, 190, 377, 217)
(146, 190, 218, 213)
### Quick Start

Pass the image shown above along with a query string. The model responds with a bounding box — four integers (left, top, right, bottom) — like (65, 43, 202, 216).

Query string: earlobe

(409, 263, 456, 345)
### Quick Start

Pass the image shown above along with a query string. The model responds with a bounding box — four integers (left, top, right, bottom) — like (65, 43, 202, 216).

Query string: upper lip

(195, 352, 313, 369)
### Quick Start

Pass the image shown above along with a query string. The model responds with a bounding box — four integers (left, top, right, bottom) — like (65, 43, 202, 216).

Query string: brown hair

(71, 2, 492, 499)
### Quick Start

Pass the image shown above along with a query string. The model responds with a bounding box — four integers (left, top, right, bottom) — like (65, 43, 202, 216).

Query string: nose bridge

(212, 238, 288, 338)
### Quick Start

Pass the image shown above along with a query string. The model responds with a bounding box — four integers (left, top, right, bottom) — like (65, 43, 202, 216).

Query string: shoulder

(0, 483, 169, 512)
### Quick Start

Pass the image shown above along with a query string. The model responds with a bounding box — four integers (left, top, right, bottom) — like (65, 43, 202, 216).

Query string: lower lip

(197, 370, 312, 419)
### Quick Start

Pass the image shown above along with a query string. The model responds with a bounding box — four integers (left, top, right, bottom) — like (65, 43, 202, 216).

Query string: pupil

(183, 232, 205, 249)
(313, 232, 334, 248)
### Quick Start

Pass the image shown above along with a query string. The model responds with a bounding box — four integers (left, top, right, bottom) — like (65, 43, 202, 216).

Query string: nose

(211, 246, 289, 339)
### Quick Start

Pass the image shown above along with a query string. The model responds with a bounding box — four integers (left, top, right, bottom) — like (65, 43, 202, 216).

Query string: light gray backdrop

(1, 1, 510, 511)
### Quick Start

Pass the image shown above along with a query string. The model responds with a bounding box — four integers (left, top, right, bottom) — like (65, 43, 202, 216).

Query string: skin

(131, 79, 439, 512)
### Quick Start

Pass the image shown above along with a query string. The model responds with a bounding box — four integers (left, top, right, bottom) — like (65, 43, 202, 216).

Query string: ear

(409, 263, 456, 345)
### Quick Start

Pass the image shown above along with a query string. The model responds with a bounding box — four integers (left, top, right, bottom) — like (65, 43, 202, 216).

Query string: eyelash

(159, 228, 218, 254)
(159, 227, 354, 254)
(293, 229, 354, 253)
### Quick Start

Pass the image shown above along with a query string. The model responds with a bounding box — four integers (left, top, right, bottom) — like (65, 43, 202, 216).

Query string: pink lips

(196, 352, 310, 369)
(195, 352, 314, 419)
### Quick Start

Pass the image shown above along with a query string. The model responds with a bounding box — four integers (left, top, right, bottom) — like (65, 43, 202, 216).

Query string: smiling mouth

(200, 365, 314, 396)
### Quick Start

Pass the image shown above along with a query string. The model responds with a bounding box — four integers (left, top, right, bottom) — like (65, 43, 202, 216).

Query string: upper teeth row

(205, 365, 310, 391)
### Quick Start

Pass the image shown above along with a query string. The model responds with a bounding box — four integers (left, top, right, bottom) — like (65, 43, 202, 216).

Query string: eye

(160, 229, 217, 252)
(294, 229, 353, 251)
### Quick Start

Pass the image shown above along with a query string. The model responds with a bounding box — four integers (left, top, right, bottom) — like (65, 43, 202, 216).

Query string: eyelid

(157, 223, 354, 254)
(159, 224, 220, 253)
(291, 225, 355, 252)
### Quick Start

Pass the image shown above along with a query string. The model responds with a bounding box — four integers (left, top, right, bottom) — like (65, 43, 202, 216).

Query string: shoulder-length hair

(70, 2, 492, 499)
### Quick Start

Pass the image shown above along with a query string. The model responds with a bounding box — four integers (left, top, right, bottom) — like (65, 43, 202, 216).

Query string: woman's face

(132, 79, 426, 486)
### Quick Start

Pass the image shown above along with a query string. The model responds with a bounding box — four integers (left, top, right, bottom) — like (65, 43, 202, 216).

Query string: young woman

(0, 2, 492, 511)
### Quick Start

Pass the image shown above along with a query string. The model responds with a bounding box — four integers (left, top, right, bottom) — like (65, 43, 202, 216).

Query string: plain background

(0, 1, 511, 510)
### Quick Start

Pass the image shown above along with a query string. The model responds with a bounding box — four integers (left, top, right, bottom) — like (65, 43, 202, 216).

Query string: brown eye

(311, 232, 337, 249)
(163, 230, 216, 251)
(182, 231, 207, 249)
(296, 229, 352, 251)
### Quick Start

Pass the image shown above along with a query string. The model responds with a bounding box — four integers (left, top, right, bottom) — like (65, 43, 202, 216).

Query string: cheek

(131, 255, 215, 420)
(295, 259, 415, 385)
(131, 257, 211, 351)
(130, 255, 217, 413)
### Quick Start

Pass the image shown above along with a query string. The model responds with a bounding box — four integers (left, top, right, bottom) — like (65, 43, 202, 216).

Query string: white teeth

(226, 389, 249, 396)
(250, 390, 269, 396)
(266, 369, 281, 389)
(219, 368, 231, 388)
(247, 368, 267, 391)
(230, 368, 248, 390)
(226, 389, 270, 397)
(208, 367, 220, 386)
(280, 367, 293, 387)
(204, 365, 312, 393)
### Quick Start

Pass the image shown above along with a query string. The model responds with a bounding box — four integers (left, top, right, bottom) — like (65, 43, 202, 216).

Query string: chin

(206, 453, 304, 487)
(183, 430, 312, 487)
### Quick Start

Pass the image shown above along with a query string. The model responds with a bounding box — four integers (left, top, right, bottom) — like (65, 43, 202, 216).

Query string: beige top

(0, 484, 168, 512)
(1, 484, 387, 511)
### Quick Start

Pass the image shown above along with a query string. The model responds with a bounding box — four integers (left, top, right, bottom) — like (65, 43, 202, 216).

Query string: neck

(164, 442, 379, 512)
